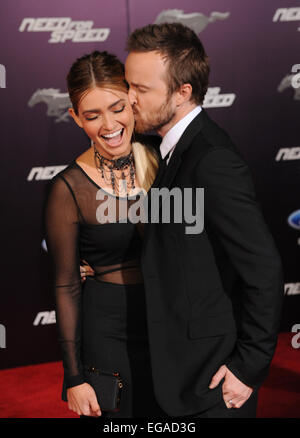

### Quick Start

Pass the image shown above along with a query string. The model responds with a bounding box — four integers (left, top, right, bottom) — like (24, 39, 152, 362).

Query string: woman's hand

(67, 383, 102, 417)
(80, 259, 95, 283)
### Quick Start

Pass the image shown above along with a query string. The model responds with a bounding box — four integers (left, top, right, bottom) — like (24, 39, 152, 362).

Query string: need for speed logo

(273, 7, 300, 32)
(19, 18, 110, 43)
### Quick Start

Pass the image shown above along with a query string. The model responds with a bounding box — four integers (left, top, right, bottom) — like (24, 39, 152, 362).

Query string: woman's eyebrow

(108, 98, 125, 109)
(82, 99, 125, 115)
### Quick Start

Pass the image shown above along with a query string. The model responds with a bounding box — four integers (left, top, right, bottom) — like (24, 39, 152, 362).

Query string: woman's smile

(100, 127, 125, 148)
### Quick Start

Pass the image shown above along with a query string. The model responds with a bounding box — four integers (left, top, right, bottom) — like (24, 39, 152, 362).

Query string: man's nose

(128, 88, 137, 106)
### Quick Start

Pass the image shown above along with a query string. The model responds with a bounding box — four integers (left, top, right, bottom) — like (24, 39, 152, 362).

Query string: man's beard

(134, 100, 175, 134)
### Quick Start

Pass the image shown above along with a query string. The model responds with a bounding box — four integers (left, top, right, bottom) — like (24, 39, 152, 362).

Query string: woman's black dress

(45, 159, 166, 418)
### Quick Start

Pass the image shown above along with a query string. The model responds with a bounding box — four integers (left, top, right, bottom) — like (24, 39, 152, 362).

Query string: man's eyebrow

(82, 99, 125, 114)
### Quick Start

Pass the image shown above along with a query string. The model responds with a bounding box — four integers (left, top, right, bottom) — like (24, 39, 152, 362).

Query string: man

(122, 23, 283, 418)
(81, 23, 283, 418)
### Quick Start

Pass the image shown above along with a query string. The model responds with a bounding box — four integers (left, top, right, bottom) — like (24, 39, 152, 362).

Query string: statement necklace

(93, 143, 135, 195)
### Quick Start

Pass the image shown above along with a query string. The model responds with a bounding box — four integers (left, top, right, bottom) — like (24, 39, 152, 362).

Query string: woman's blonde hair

(132, 141, 159, 193)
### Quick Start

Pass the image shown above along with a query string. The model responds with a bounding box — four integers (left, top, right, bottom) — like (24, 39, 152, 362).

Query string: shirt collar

(160, 105, 202, 160)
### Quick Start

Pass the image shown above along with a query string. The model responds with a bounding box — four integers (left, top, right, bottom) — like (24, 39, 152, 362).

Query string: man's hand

(80, 259, 95, 283)
(209, 365, 253, 409)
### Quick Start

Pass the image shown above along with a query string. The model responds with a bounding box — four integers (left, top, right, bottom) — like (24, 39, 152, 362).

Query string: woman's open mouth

(100, 128, 124, 147)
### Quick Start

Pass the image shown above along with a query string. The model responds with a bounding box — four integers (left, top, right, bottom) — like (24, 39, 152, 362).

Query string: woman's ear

(68, 107, 83, 128)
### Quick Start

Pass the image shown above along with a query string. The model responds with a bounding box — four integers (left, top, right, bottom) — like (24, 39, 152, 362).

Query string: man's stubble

(133, 98, 176, 134)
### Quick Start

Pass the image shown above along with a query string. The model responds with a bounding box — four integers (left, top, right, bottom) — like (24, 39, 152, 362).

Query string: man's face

(125, 51, 176, 133)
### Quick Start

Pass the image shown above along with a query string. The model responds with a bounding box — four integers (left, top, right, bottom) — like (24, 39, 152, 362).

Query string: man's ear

(176, 83, 193, 106)
(68, 107, 83, 128)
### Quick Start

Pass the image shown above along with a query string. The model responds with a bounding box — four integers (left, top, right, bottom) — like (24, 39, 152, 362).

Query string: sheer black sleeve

(44, 175, 85, 389)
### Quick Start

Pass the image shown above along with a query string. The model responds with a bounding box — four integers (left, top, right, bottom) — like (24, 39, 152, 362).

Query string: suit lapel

(158, 109, 207, 189)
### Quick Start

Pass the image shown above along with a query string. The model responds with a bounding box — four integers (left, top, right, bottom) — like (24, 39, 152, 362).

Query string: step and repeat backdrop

(0, 0, 299, 368)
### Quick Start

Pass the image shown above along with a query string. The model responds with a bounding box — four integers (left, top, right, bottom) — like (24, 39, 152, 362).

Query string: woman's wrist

(65, 374, 86, 389)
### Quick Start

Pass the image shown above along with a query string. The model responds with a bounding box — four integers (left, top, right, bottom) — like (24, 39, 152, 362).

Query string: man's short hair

(126, 23, 210, 105)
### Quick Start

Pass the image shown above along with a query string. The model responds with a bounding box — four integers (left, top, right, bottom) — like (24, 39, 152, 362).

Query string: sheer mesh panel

(44, 160, 146, 387)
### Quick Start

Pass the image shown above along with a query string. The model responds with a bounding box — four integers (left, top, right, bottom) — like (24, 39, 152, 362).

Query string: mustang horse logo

(278, 74, 300, 100)
(154, 9, 230, 34)
(28, 88, 71, 122)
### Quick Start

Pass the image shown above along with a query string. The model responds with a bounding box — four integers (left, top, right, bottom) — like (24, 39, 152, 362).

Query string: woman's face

(69, 86, 134, 159)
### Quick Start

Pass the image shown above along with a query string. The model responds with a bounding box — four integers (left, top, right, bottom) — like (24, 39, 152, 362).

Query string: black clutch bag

(83, 365, 123, 412)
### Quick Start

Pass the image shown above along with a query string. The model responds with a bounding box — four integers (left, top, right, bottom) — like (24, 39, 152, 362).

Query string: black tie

(163, 150, 171, 162)
(153, 150, 170, 188)
(161, 150, 171, 171)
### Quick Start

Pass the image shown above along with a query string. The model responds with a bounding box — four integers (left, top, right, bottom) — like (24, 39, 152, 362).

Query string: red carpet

(0, 333, 299, 418)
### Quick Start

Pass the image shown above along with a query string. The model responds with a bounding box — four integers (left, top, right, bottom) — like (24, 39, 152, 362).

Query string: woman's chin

(96, 142, 131, 159)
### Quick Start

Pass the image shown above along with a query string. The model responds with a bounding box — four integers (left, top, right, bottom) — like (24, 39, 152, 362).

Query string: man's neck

(157, 101, 197, 137)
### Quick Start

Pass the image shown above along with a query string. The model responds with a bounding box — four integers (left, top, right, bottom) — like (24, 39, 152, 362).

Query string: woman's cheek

(125, 109, 135, 129)
(82, 121, 100, 139)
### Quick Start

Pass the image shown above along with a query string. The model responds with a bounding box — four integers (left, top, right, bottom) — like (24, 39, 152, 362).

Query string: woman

(44, 50, 164, 418)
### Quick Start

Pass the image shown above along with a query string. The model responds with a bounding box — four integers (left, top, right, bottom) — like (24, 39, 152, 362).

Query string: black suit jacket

(140, 109, 284, 417)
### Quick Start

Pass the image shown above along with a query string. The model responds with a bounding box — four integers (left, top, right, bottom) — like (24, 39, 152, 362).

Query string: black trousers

(80, 278, 166, 418)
